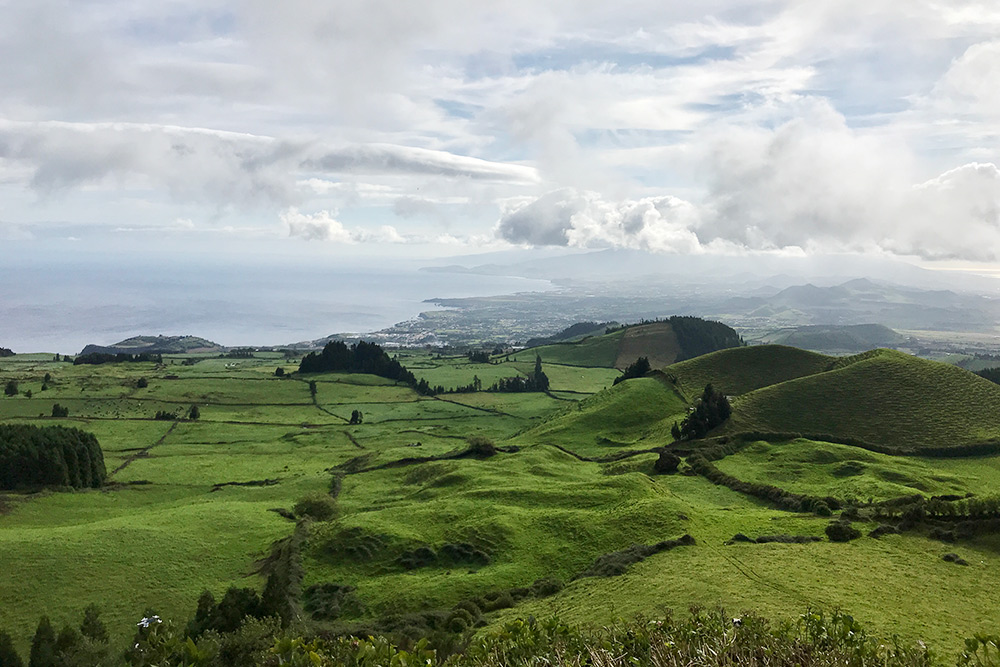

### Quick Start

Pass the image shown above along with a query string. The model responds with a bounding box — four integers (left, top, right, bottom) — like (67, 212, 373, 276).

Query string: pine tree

(0, 631, 24, 667)
(28, 616, 56, 667)
(78, 604, 108, 644)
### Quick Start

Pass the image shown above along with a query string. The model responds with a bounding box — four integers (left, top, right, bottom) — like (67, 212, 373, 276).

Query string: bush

(653, 451, 680, 474)
(467, 436, 496, 457)
(51, 403, 69, 418)
(293, 492, 337, 521)
(825, 521, 862, 542)
(136, 377, 148, 388)
(869, 524, 899, 538)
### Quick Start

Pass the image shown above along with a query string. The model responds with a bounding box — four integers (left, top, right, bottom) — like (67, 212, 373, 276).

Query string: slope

(527, 317, 741, 370)
(726, 349, 1000, 452)
(663, 345, 834, 399)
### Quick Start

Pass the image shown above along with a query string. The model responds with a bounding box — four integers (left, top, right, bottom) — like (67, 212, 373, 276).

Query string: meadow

(4, 339, 1000, 661)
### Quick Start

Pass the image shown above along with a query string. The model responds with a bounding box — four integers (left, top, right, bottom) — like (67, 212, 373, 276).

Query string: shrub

(293, 492, 337, 521)
(3, 380, 17, 397)
(303, 583, 361, 620)
(869, 524, 899, 538)
(825, 521, 862, 542)
(51, 404, 69, 418)
(942, 553, 969, 566)
(136, 377, 148, 388)
(529, 578, 564, 597)
(653, 450, 680, 474)
(467, 436, 496, 457)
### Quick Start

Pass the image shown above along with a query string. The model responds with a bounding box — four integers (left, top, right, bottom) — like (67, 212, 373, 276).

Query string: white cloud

(282, 208, 354, 243)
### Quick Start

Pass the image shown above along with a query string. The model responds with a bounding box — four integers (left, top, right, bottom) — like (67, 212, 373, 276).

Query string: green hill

(663, 345, 833, 399)
(80, 335, 223, 356)
(765, 324, 906, 352)
(512, 377, 688, 457)
(527, 317, 741, 370)
(726, 349, 1000, 452)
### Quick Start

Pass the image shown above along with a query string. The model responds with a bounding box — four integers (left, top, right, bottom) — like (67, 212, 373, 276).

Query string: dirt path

(110, 421, 178, 476)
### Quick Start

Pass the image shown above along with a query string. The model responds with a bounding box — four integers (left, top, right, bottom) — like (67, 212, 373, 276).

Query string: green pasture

(7, 344, 1000, 658)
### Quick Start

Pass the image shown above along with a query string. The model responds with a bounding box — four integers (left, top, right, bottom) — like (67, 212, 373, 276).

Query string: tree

(653, 450, 681, 474)
(136, 377, 148, 389)
(349, 410, 363, 425)
(54, 626, 80, 661)
(43, 373, 51, 383)
(308, 380, 317, 397)
(0, 630, 23, 667)
(613, 356, 651, 385)
(533, 355, 550, 392)
(676, 384, 731, 441)
(187, 405, 200, 420)
(51, 404, 69, 418)
(3, 381, 17, 397)
(28, 616, 56, 667)
(274, 367, 285, 377)
(78, 604, 108, 644)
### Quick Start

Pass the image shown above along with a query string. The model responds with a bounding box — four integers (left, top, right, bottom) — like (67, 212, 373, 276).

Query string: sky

(2, 1, 1000, 264)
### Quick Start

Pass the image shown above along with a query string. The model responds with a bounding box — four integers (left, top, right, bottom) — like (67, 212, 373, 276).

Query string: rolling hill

(725, 348, 1000, 452)
(80, 334, 223, 356)
(762, 324, 907, 353)
(663, 345, 833, 399)
(527, 317, 741, 370)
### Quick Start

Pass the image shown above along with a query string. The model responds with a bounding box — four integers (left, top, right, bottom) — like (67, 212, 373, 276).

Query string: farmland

(4, 337, 1000, 661)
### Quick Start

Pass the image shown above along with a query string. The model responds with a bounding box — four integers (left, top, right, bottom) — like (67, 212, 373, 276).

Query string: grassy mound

(512, 378, 688, 457)
(727, 350, 1000, 452)
(528, 330, 625, 368)
(664, 345, 833, 399)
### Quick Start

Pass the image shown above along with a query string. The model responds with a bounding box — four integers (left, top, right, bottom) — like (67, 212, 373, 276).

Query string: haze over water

(0, 253, 552, 354)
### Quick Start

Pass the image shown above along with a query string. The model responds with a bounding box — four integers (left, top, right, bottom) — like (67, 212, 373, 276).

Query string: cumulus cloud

(497, 102, 1000, 261)
(495, 188, 702, 253)
(282, 208, 407, 244)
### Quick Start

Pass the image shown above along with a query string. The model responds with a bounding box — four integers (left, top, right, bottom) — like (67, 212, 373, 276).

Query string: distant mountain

(764, 324, 907, 352)
(79, 335, 223, 356)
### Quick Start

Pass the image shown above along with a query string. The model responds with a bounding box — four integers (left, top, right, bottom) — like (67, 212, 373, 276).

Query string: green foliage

(50, 404, 68, 418)
(612, 356, 651, 386)
(187, 404, 200, 420)
(0, 424, 106, 490)
(28, 617, 55, 667)
(293, 492, 337, 521)
(274, 367, 285, 377)
(825, 520, 862, 542)
(0, 347, 13, 358)
(466, 435, 496, 457)
(299, 341, 415, 385)
(0, 631, 23, 667)
(667, 344, 832, 397)
(653, 450, 680, 473)
(677, 384, 731, 440)
(4, 380, 17, 397)
(136, 377, 148, 388)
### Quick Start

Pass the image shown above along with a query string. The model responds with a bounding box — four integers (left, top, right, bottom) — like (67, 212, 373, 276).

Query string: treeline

(669, 315, 743, 361)
(975, 367, 1000, 385)
(299, 341, 416, 384)
(613, 356, 650, 385)
(0, 347, 13, 357)
(0, 424, 106, 490)
(489, 356, 549, 392)
(73, 352, 162, 365)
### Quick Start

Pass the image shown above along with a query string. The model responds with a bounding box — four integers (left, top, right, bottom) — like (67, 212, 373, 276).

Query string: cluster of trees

(51, 404, 69, 417)
(612, 356, 650, 386)
(73, 352, 162, 365)
(2, 604, 112, 667)
(975, 367, 1000, 385)
(0, 424, 106, 490)
(349, 410, 363, 425)
(466, 350, 491, 363)
(4, 380, 17, 397)
(671, 384, 731, 440)
(0, 347, 13, 357)
(299, 341, 416, 385)
(489, 356, 549, 393)
(223, 348, 256, 359)
(668, 316, 743, 361)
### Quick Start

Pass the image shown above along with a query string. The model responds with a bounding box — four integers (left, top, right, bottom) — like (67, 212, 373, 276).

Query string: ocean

(0, 253, 552, 354)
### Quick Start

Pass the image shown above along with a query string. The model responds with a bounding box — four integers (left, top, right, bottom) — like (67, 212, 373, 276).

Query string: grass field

(5, 344, 1000, 658)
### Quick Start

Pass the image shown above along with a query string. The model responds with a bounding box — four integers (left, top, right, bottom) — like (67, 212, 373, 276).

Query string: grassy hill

(526, 317, 740, 370)
(764, 324, 907, 352)
(80, 334, 223, 356)
(664, 345, 833, 399)
(512, 377, 688, 457)
(726, 349, 1000, 452)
